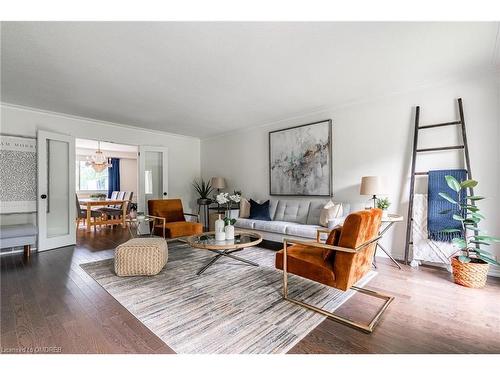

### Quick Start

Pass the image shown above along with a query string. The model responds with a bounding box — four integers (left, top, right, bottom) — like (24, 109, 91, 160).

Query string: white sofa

(235, 199, 350, 242)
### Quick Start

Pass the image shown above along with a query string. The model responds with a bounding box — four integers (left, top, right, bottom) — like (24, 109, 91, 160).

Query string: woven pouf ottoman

(114, 237, 168, 276)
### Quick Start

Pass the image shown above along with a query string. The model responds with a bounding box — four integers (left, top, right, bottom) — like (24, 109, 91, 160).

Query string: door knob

(40, 194, 47, 199)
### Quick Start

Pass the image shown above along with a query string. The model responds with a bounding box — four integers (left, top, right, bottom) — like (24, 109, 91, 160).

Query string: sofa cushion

(268, 200, 278, 220)
(326, 217, 347, 229)
(234, 218, 256, 230)
(253, 220, 289, 234)
(306, 201, 328, 225)
(249, 199, 271, 221)
(285, 223, 322, 239)
(239, 198, 251, 218)
(1, 236, 36, 249)
(319, 202, 343, 227)
(273, 200, 310, 224)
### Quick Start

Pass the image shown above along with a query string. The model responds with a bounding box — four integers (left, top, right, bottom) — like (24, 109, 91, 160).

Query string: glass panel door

(37, 130, 76, 251)
(138, 146, 168, 215)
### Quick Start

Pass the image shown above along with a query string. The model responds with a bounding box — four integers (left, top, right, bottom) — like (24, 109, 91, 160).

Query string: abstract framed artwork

(269, 119, 332, 196)
(0, 134, 37, 213)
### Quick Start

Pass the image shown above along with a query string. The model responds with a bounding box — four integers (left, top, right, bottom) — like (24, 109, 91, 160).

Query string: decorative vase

(225, 224, 235, 240)
(214, 214, 226, 241)
(451, 256, 489, 288)
(382, 209, 388, 218)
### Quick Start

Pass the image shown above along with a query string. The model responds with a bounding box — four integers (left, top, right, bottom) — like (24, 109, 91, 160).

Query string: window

(76, 160, 108, 191)
(144, 170, 153, 194)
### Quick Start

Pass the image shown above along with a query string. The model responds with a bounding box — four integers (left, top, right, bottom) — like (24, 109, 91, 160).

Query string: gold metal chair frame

(282, 231, 394, 333)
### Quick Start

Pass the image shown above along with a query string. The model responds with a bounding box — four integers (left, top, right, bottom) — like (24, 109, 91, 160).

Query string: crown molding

(0, 102, 200, 141)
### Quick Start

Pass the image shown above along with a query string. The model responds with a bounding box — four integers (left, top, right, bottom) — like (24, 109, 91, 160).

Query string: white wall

(0, 104, 200, 225)
(119, 158, 138, 202)
(201, 73, 500, 272)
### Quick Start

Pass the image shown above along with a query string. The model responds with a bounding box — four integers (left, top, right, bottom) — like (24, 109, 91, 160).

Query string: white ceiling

(1, 22, 499, 138)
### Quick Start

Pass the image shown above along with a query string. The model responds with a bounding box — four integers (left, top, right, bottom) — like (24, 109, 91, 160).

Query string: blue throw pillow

(249, 199, 271, 221)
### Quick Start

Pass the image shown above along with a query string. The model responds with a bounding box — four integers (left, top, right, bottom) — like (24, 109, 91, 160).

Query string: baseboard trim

(411, 259, 500, 278)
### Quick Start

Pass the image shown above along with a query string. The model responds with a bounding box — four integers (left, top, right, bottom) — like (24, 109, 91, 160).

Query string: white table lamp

(210, 176, 226, 193)
(360, 176, 388, 208)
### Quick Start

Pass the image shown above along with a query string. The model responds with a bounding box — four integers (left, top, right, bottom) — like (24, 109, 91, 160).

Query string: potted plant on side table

(439, 176, 500, 288)
(193, 178, 214, 205)
(90, 193, 107, 201)
(376, 197, 391, 218)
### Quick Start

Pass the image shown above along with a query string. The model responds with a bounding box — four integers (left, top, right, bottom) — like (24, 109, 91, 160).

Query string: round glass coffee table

(186, 230, 263, 275)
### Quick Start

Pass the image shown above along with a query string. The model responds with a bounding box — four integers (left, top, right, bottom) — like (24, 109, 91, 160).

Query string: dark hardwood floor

(1, 227, 500, 354)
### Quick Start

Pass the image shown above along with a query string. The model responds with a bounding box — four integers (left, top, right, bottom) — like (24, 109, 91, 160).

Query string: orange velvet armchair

(275, 208, 394, 333)
(148, 199, 203, 239)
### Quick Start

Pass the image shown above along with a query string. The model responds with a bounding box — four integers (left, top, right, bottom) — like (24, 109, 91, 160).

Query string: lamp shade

(360, 176, 388, 195)
(210, 176, 226, 190)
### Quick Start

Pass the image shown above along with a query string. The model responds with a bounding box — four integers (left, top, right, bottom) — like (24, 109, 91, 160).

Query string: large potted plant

(193, 178, 214, 205)
(439, 176, 500, 288)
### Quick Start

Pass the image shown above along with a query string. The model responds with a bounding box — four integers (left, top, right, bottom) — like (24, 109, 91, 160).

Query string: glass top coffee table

(186, 231, 263, 275)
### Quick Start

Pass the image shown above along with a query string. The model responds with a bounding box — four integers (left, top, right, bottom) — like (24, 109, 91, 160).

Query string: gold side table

(126, 215, 166, 238)
(374, 214, 403, 269)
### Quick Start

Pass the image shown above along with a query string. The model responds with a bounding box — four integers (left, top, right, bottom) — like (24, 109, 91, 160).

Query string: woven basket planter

(451, 256, 489, 288)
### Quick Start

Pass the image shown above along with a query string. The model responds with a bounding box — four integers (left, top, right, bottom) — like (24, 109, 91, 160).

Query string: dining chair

(98, 191, 132, 227)
(75, 194, 102, 230)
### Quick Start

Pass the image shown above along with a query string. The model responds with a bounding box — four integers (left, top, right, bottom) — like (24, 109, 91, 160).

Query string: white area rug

(81, 243, 376, 354)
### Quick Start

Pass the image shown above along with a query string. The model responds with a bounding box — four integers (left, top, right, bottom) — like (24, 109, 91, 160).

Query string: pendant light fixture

(85, 141, 112, 172)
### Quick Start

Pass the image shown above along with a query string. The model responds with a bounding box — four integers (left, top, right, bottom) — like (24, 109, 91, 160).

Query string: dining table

(78, 198, 129, 232)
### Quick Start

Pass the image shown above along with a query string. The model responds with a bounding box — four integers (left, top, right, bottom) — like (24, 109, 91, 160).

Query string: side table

(126, 215, 166, 238)
(374, 214, 403, 269)
(197, 199, 212, 231)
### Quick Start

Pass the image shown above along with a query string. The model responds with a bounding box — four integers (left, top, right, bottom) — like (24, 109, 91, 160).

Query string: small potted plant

(193, 178, 214, 205)
(90, 193, 107, 201)
(439, 176, 500, 288)
(376, 197, 391, 217)
(215, 192, 241, 240)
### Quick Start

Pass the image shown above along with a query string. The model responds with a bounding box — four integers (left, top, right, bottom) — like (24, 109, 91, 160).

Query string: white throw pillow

(239, 197, 251, 218)
(319, 201, 343, 227)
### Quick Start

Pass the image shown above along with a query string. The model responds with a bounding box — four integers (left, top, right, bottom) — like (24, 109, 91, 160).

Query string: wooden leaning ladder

(404, 98, 475, 264)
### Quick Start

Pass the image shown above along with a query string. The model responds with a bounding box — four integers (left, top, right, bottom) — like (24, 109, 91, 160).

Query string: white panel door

(138, 146, 169, 215)
(37, 130, 76, 251)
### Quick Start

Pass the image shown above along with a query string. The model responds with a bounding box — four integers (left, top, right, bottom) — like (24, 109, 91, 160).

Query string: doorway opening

(75, 138, 138, 240)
